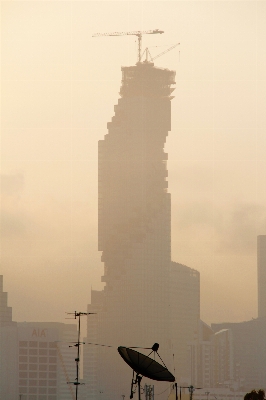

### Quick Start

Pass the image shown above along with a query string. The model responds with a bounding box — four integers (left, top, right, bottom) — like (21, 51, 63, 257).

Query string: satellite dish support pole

(175, 383, 178, 400)
(137, 374, 142, 400)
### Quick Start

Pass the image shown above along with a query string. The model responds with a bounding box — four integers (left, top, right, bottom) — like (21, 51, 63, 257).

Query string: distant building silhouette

(204, 236, 266, 391)
(170, 262, 200, 383)
(212, 318, 266, 391)
(0, 275, 18, 400)
(188, 321, 234, 389)
(84, 61, 200, 400)
(258, 235, 266, 318)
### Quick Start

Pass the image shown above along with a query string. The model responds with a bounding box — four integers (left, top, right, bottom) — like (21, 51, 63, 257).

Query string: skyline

(1, 1, 266, 326)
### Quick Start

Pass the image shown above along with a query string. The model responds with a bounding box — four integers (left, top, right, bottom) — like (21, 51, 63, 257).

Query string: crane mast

(92, 29, 164, 63)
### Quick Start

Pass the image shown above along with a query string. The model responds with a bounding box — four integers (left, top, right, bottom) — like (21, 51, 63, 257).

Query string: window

(39, 372, 47, 379)
(29, 372, 37, 379)
(29, 357, 38, 363)
(49, 365, 56, 372)
(48, 380, 56, 387)
(39, 357, 48, 363)
(48, 372, 56, 379)
(49, 343, 56, 348)
(39, 365, 47, 371)
(38, 388, 47, 394)
(29, 364, 38, 371)
(19, 372, 27, 379)
(29, 380, 37, 386)
(39, 349, 47, 356)
(49, 357, 57, 364)
(49, 350, 57, 356)
(19, 356, 27, 362)
(29, 349, 38, 355)
(29, 387, 37, 394)
(19, 380, 27, 386)
(19, 364, 27, 371)
(19, 348, 27, 355)
(29, 341, 38, 347)
(39, 342, 47, 348)
(19, 341, 28, 347)
(48, 388, 57, 394)
(39, 380, 47, 386)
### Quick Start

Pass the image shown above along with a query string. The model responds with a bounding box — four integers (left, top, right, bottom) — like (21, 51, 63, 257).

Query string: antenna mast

(66, 311, 96, 400)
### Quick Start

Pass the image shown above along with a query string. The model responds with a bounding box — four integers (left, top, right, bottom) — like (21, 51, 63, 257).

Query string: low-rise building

(16, 321, 77, 400)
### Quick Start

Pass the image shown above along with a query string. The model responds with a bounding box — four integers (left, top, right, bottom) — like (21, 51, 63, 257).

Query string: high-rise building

(85, 60, 200, 400)
(188, 321, 213, 388)
(211, 328, 234, 387)
(257, 235, 266, 318)
(97, 61, 175, 399)
(170, 262, 200, 384)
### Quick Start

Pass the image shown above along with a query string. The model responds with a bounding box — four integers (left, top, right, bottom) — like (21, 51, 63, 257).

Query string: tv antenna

(92, 29, 164, 63)
(118, 343, 175, 400)
(66, 311, 96, 400)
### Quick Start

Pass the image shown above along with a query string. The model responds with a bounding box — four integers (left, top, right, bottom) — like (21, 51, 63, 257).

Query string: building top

(0, 275, 15, 327)
(120, 61, 176, 98)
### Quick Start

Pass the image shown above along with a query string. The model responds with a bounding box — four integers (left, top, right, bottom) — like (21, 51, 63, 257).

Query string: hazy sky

(1, 0, 266, 326)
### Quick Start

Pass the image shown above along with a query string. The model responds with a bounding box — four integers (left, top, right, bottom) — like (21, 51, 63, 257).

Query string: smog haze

(1, 0, 266, 325)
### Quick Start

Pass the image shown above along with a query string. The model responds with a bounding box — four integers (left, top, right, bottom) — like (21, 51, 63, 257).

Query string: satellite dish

(118, 343, 175, 400)
(118, 346, 175, 382)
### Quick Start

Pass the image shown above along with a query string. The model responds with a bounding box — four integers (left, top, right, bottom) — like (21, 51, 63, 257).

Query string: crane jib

(92, 29, 164, 63)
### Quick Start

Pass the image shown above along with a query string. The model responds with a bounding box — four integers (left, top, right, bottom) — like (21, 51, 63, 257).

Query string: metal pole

(76, 312, 81, 400)
(189, 386, 193, 400)
(137, 375, 142, 400)
(175, 383, 178, 400)
(137, 35, 142, 62)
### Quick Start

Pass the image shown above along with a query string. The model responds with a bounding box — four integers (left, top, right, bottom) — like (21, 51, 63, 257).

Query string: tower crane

(92, 29, 164, 63)
(151, 42, 180, 61)
(142, 42, 180, 63)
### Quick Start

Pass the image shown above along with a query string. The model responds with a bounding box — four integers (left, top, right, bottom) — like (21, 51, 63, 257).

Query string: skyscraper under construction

(84, 57, 200, 400)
